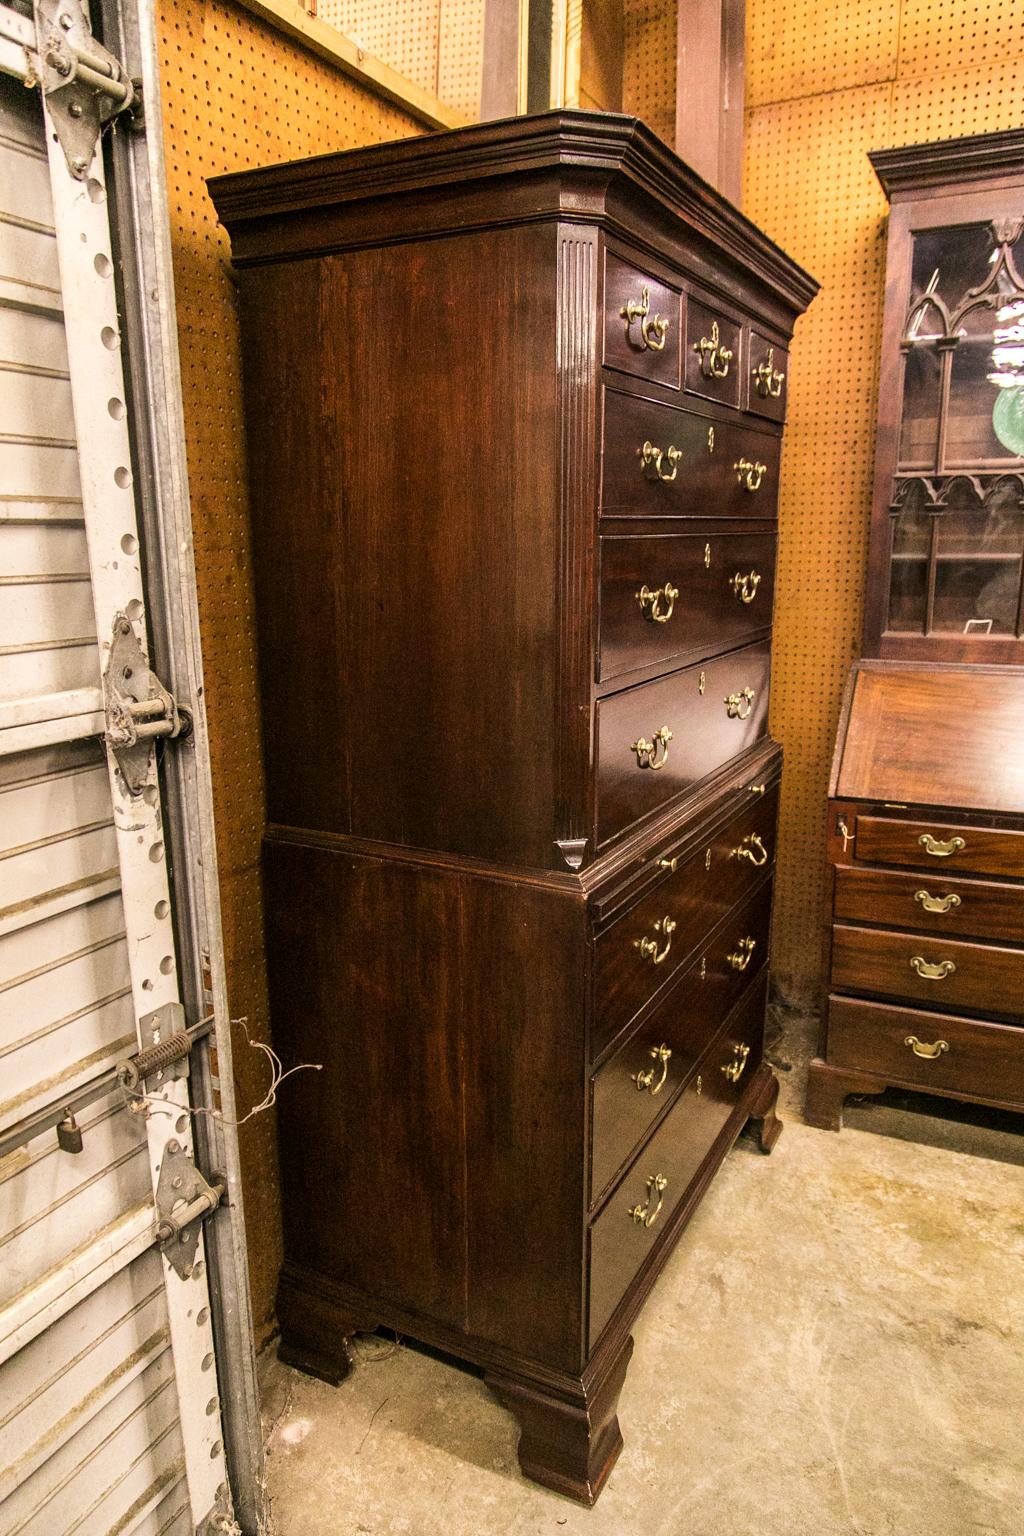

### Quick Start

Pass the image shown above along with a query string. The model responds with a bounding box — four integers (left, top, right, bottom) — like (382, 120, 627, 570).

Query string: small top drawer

(684, 297, 742, 408)
(853, 815, 1024, 880)
(747, 331, 788, 421)
(604, 253, 681, 389)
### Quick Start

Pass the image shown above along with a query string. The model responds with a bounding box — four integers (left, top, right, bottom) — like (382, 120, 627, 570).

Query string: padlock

(56, 1112, 84, 1154)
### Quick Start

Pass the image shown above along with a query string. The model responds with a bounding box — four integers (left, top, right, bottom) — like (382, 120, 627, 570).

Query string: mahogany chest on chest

(210, 111, 816, 1503)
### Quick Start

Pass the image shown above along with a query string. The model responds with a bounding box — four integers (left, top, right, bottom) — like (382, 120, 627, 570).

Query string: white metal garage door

(0, 4, 264, 1533)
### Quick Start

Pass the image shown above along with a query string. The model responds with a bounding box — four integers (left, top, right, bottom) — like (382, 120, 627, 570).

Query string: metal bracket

(118, 1001, 191, 1101)
(156, 1139, 226, 1280)
(30, 0, 140, 178)
(104, 614, 190, 795)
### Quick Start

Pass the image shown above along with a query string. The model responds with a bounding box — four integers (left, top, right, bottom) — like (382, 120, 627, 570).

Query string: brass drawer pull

(693, 318, 732, 378)
(721, 1042, 751, 1083)
(752, 347, 785, 398)
(620, 285, 669, 351)
(727, 936, 756, 972)
(734, 457, 767, 492)
(630, 726, 673, 770)
(638, 440, 682, 482)
(628, 1172, 668, 1228)
(915, 890, 962, 915)
(657, 855, 678, 873)
(636, 581, 679, 623)
(919, 833, 965, 858)
(731, 570, 762, 604)
(910, 955, 956, 981)
(632, 1043, 672, 1095)
(633, 916, 677, 966)
(725, 686, 756, 720)
(904, 1035, 950, 1060)
(732, 832, 768, 867)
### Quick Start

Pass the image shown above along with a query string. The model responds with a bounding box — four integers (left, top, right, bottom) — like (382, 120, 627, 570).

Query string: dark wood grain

(603, 250, 682, 388)
(854, 813, 1024, 880)
(834, 864, 1024, 944)
(831, 921, 1024, 1019)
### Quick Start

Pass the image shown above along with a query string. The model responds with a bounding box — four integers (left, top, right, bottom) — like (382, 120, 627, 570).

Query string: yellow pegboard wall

(744, 0, 1024, 1008)
(622, 0, 676, 147)
(157, 0, 423, 1340)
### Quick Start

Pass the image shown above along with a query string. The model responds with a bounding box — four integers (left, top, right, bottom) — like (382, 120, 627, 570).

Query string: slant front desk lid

(832, 660, 1024, 814)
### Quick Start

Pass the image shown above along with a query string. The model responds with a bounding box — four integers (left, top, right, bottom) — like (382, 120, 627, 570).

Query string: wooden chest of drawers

(210, 112, 816, 1504)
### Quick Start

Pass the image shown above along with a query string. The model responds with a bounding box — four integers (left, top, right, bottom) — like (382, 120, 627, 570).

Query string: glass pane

(931, 482, 1023, 635)
(946, 302, 1010, 464)
(909, 224, 993, 318)
(898, 342, 942, 468)
(887, 482, 931, 633)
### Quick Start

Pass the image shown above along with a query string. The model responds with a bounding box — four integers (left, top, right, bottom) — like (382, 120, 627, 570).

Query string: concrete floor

(258, 1012, 1024, 1535)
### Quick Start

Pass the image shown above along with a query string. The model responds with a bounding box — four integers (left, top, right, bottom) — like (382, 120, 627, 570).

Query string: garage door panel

(0, 524, 87, 577)
(0, 637, 99, 702)
(0, 760, 115, 853)
(0, 440, 82, 500)
(0, 307, 69, 374)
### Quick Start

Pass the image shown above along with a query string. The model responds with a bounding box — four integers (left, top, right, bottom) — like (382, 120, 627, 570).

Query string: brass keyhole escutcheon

(704, 542, 712, 568)
(636, 582, 679, 623)
(707, 425, 715, 453)
(632, 1043, 672, 1095)
(628, 1173, 668, 1228)
(630, 726, 673, 770)
(621, 285, 669, 351)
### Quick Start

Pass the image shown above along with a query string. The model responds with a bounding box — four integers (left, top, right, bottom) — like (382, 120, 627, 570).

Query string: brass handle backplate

(636, 582, 679, 623)
(915, 890, 962, 915)
(731, 570, 762, 604)
(621, 285, 669, 351)
(728, 936, 756, 972)
(725, 686, 756, 720)
(910, 955, 956, 981)
(631, 726, 673, 770)
(904, 1035, 950, 1060)
(734, 457, 767, 492)
(752, 347, 785, 398)
(721, 1042, 751, 1083)
(919, 833, 965, 859)
(693, 318, 732, 378)
(633, 916, 677, 967)
(732, 832, 768, 867)
(632, 1043, 672, 1095)
(638, 440, 682, 482)
(628, 1173, 668, 1228)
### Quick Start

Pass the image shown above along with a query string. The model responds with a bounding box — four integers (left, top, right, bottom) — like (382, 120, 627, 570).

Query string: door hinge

(104, 613, 191, 795)
(30, 0, 142, 178)
(156, 1139, 226, 1280)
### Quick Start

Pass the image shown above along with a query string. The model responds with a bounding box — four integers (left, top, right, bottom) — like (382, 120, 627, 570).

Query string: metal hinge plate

(30, 0, 140, 177)
(104, 614, 190, 795)
(156, 1139, 225, 1280)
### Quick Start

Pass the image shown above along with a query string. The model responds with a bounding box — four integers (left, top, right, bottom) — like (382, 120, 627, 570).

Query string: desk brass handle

(915, 890, 961, 915)
(725, 687, 756, 720)
(693, 318, 732, 378)
(905, 1035, 950, 1060)
(630, 726, 673, 770)
(628, 1173, 668, 1228)
(919, 833, 965, 858)
(734, 458, 767, 492)
(731, 570, 762, 604)
(910, 955, 956, 981)
(632, 1043, 672, 1095)
(657, 855, 678, 873)
(752, 347, 785, 398)
(721, 1042, 751, 1083)
(636, 582, 679, 623)
(633, 917, 677, 967)
(728, 936, 756, 972)
(638, 440, 682, 483)
(620, 285, 669, 351)
(732, 832, 768, 867)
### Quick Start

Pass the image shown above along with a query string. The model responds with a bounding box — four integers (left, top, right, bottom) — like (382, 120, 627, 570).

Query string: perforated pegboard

(622, 0, 676, 147)
(156, 0, 423, 1338)
(743, 0, 1024, 1008)
(317, 0, 441, 94)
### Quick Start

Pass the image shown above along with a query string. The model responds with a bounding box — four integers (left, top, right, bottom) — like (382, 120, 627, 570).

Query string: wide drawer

(827, 994, 1024, 1107)
(831, 922, 1024, 1020)
(588, 973, 766, 1351)
(594, 785, 779, 1054)
(853, 815, 1024, 880)
(834, 865, 1024, 945)
(746, 330, 788, 421)
(595, 640, 771, 847)
(603, 252, 682, 389)
(598, 529, 776, 682)
(601, 389, 780, 518)
(683, 296, 742, 408)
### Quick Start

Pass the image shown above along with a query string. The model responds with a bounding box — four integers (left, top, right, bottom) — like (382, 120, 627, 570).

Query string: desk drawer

(853, 815, 1024, 880)
(601, 390, 780, 518)
(588, 973, 765, 1350)
(831, 922, 1024, 1020)
(746, 331, 788, 421)
(595, 640, 770, 847)
(598, 530, 776, 683)
(827, 994, 1024, 1107)
(684, 297, 742, 408)
(834, 866, 1024, 945)
(603, 253, 682, 389)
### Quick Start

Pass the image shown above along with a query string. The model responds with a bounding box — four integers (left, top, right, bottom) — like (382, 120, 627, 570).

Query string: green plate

(992, 386, 1024, 457)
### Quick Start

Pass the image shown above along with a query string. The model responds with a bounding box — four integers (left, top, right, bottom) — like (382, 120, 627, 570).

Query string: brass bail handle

(620, 285, 669, 352)
(753, 347, 785, 398)
(734, 457, 767, 492)
(732, 832, 768, 867)
(633, 916, 677, 966)
(636, 582, 679, 623)
(915, 890, 961, 915)
(721, 1041, 751, 1083)
(919, 833, 965, 859)
(731, 570, 762, 604)
(910, 955, 956, 981)
(727, 936, 757, 972)
(630, 725, 673, 770)
(905, 1035, 950, 1060)
(632, 1043, 673, 1095)
(694, 318, 732, 378)
(725, 686, 756, 720)
(638, 440, 682, 483)
(628, 1173, 668, 1228)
